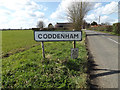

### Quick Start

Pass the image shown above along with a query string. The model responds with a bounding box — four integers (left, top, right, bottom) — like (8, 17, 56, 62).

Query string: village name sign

(34, 31, 82, 41)
(33, 30, 82, 59)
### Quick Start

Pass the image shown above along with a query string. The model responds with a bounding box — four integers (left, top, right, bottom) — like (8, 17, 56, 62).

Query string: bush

(98, 26, 106, 31)
(105, 26, 113, 32)
(48, 28, 55, 31)
(113, 23, 120, 34)
(88, 25, 113, 32)
(88, 26, 106, 31)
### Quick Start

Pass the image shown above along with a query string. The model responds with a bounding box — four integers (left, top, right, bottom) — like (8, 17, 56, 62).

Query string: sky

(0, 0, 119, 29)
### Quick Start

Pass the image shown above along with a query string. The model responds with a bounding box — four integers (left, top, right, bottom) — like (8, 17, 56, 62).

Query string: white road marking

(101, 34, 119, 44)
(107, 38, 120, 44)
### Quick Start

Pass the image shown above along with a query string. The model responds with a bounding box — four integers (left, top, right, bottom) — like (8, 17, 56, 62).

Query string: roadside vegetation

(88, 23, 120, 36)
(2, 30, 88, 88)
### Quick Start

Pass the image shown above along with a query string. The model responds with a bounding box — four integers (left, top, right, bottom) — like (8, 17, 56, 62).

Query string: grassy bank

(2, 31, 88, 88)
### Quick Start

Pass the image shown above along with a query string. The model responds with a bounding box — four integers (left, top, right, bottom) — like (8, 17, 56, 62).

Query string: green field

(2, 30, 88, 88)
(2, 30, 39, 57)
(0, 31, 1, 43)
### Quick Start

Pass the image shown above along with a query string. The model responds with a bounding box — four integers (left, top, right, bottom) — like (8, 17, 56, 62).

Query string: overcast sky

(0, 0, 119, 29)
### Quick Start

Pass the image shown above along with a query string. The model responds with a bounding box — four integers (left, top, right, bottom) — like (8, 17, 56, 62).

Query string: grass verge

(88, 29, 120, 36)
(2, 31, 88, 88)
(101, 31, 120, 36)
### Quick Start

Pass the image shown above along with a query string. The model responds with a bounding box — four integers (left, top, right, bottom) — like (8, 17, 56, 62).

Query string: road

(85, 30, 120, 88)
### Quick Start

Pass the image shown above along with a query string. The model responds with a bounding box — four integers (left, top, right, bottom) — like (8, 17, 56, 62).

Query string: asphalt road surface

(85, 30, 120, 88)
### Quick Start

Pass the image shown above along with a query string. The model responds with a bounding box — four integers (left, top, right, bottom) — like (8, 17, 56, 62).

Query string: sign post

(73, 41, 76, 48)
(73, 29, 76, 48)
(33, 30, 82, 59)
(71, 29, 79, 59)
(41, 41, 45, 59)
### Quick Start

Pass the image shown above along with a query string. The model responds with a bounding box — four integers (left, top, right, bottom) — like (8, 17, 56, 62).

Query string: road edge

(85, 33, 100, 89)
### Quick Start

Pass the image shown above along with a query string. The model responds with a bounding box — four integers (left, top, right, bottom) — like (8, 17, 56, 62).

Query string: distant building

(91, 25, 99, 27)
(55, 23, 73, 30)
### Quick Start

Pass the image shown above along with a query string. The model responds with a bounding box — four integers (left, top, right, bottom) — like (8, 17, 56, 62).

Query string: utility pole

(118, 1, 120, 23)
(99, 15, 101, 24)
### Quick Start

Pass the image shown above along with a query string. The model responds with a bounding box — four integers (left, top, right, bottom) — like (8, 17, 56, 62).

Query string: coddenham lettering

(34, 31, 82, 41)
(38, 34, 79, 39)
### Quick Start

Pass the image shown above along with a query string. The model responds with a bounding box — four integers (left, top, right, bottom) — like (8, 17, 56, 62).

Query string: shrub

(88, 26, 106, 31)
(98, 26, 106, 31)
(42, 28, 48, 31)
(113, 23, 120, 34)
(48, 28, 55, 31)
(105, 26, 113, 32)
(88, 25, 113, 32)
(48, 23, 55, 31)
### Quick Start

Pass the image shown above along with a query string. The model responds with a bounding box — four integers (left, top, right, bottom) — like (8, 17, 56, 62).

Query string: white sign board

(34, 31, 82, 41)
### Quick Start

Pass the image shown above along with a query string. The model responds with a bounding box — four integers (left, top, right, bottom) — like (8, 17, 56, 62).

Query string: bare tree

(67, 2, 93, 30)
(37, 21, 44, 29)
(48, 23, 54, 28)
